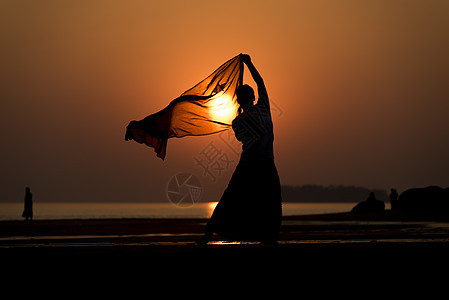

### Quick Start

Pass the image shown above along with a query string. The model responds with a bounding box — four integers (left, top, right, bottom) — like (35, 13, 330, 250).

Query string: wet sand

(2, 211, 449, 271)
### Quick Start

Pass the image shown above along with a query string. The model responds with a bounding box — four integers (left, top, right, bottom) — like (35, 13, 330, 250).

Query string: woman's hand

(241, 54, 251, 64)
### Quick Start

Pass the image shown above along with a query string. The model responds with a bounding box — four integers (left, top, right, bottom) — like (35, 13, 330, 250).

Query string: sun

(209, 93, 237, 124)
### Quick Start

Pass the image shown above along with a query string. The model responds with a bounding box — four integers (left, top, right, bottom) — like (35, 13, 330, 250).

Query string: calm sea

(0, 202, 382, 221)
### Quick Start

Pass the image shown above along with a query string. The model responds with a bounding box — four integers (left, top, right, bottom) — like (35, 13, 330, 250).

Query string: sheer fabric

(125, 54, 243, 160)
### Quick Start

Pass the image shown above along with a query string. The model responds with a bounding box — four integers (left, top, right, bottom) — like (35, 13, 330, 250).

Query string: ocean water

(0, 202, 376, 221)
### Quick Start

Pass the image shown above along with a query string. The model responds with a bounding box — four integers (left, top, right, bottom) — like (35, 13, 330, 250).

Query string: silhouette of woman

(198, 54, 282, 244)
(22, 187, 33, 221)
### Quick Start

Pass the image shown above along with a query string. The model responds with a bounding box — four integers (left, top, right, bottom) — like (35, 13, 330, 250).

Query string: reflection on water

(0, 202, 368, 221)
(3, 238, 449, 249)
(208, 241, 246, 245)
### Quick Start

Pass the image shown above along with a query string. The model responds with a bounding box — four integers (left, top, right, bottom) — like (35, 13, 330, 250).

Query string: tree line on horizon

(281, 184, 388, 203)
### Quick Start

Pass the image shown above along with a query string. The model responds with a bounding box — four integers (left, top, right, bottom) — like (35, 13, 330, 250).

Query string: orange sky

(1, 0, 449, 202)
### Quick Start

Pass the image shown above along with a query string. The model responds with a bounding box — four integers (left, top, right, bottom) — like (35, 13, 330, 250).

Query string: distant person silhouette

(22, 187, 33, 221)
(198, 54, 282, 245)
(389, 188, 398, 211)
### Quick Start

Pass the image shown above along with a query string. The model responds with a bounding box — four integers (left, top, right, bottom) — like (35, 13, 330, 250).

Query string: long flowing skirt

(22, 203, 33, 219)
(206, 159, 282, 242)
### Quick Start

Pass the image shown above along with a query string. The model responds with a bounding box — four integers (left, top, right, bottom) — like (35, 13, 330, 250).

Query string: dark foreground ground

(2, 211, 449, 277)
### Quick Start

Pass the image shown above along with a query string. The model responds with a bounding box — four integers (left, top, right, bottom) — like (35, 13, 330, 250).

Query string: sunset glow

(2, 0, 449, 267)
(1, 0, 449, 203)
(209, 94, 238, 124)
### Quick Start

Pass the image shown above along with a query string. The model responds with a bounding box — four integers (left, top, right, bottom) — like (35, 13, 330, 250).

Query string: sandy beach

(2, 211, 449, 270)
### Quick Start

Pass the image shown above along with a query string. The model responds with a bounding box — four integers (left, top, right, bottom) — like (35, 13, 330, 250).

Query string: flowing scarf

(125, 54, 243, 160)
